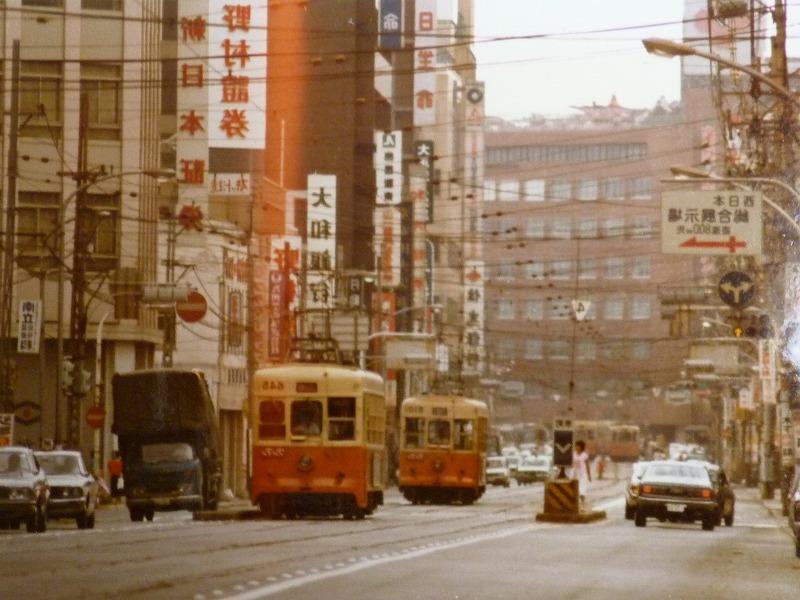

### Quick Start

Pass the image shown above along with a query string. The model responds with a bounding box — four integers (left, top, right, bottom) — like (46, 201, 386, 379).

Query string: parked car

(35, 450, 99, 529)
(624, 461, 650, 520)
(634, 460, 718, 531)
(486, 456, 511, 487)
(788, 470, 800, 558)
(0, 446, 49, 533)
(515, 455, 554, 485)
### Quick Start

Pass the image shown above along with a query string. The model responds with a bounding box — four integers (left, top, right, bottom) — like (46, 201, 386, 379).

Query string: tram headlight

(297, 454, 314, 473)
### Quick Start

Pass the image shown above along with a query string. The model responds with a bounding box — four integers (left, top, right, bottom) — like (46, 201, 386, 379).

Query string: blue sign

(379, 0, 402, 50)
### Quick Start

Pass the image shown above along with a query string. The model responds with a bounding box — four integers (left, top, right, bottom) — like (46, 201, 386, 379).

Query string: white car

(515, 455, 554, 485)
(624, 461, 650, 520)
(35, 450, 99, 529)
(486, 456, 511, 487)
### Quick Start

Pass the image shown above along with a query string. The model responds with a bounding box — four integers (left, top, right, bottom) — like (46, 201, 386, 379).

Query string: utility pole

(0, 40, 20, 412)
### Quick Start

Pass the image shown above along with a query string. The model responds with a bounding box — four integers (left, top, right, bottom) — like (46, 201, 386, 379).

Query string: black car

(634, 460, 719, 531)
(789, 470, 800, 558)
(0, 446, 49, 533)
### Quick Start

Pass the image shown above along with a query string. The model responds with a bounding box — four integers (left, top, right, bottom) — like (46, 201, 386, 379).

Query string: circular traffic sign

(718, 271, 756, 309)
(86, 404, 105, 429)
(176, 290, 208, 323)
(466, 86, 484, 104)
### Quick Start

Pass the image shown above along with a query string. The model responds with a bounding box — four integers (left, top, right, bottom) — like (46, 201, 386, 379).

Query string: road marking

(218, 524, 541, 600)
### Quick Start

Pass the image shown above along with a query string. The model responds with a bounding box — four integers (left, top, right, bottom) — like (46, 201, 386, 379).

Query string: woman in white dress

(572, 440, 592, 506)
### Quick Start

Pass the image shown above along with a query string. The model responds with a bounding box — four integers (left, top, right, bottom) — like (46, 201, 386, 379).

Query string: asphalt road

(1, 473, 797, 600)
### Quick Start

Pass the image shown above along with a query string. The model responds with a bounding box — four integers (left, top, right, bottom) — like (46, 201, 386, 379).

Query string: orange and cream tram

(250, 362, 388, 519)
(398, 395, 488, 504)
(573, 420, 640, 462)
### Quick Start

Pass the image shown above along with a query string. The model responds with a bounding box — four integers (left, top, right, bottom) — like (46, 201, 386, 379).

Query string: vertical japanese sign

(414, 140, 435, 222)
(463, 82, 485, 261)
(759, 339, 776, 404)
(414, 0, 437, 126)
(410, 172, 429, 310)
(463, 261, 485, 376)
(379, 0, 403, 50)
(374, 207, 402, 288)
(306, 175, 337, 310)
(375, 131, 403, 206)
(208, 2, 267, 149)
(177, 1, 211, 212)
(222, 247, 248, 353)
(268, 236, 300, 362)
(17, 299, 41, 354)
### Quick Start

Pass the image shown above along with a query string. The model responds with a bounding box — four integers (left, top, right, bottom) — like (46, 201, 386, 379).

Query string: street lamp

(642, 38, 800, 108)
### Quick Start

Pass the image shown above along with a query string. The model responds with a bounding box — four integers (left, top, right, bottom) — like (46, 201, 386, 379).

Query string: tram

(250, 357, 388, 519)
(398, 395, 489, 504)
(573, 420, 640, 462)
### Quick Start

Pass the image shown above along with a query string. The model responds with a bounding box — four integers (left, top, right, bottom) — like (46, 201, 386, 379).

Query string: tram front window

(453, 419, 474, 450)
(291, 400, 322, 436)
(404, 417, 424, 448)
(428, 419, 451, 447)
(328, 397, 356, 441)
(259, 400, 286, 439)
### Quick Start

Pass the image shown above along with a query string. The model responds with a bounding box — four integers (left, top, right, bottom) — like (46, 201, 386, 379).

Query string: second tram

(398, 395, 488, 504)
(250, 362, 388, 519)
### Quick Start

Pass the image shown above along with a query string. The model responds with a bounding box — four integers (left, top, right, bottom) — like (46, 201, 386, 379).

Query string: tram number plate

(666, 503, 685, 513)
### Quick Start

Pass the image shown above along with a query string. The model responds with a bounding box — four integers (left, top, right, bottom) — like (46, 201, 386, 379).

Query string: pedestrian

(107, 451, 123, 503)
(572, 440, 592, 507)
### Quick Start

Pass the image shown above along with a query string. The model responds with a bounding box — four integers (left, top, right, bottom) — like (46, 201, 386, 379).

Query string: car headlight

(178, 483, 196, 494)
(8, 487, 33, 500)
(629, 484, 639, 497)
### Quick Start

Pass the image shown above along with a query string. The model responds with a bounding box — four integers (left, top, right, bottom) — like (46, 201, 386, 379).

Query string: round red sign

(176, 290, 208, 323)
(86, 405, 105, 429)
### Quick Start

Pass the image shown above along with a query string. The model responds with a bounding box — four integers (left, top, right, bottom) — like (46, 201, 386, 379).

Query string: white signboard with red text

(661, 190, 762, 256)
(463, 260, 485, 376)
(414, 0, 437, 126)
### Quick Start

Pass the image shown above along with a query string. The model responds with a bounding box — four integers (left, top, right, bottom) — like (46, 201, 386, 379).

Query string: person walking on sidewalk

(572, 440, 592, 507)
(107, 451, 123, 503)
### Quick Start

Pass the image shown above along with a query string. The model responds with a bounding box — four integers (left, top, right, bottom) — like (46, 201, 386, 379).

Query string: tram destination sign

(661, 190, 761, 256)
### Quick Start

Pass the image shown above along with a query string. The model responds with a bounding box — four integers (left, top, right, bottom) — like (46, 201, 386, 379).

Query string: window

(365, 394, 384, 445)
(577, 340, 597, 360)
(551, 217, 571, 240)
(497, 298, 515, 320)
(499, 216, 517, 239)
(497, 262, 516, 279)
(328, 397, 356, 441)
(605, 257, 624, 279)
(453, 419, 474, 450)
(632, 256, 651, 279)
(498, 179, 519, 202)
(23, 0, 62, 5)
(631, 296, 651, 320)
(259, 400, 285, 439)
(428, 419, 451, 446)
(84, 192, 121, 270)
(579, 257, 596, 279)
(603, 217, 625, 239)
(523, 179, 545, 202)
(525, 299, 544, 320)
(404, 417, 425, 449)
(604, 177, 625, 200)
(83, 0, 122, 8)
(632, 342, 651, 360)
(577, 178, 598, 201)
(604, 296, 624, 320)
(496, 338, 514, 360)
(604, 342, 626, 360)
(291, 400, 322, 436)
(81, 63, 122, 139)
(525, 339, 543, 360)
(632, 177, 652, 200)
(548, 179, 571, 201)
(17, 192, 58, 267)
(578, 218, 597, 239)
(549, 300, 570, 320)
(549, 340, 570, 360)
(551, 260, 571, 280)
(526, 219, 545, 239)
(484, 179, 497, 202)
(526, 261, 545, 279)
(631, 215, 652, 239)
(20, 61, 62, 137)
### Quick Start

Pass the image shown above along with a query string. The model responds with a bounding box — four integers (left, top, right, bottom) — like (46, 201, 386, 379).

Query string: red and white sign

(176, 290, 208, 323)
(374, 207, 402, 288)
(661, 190, 762, 256)
(413, 0, 437, 126)
(85, 405, 106, 430)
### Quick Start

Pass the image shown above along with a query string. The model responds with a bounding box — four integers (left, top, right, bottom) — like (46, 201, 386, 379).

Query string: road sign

(85, 405, 105, 429)
(661, 190, 762, 256)
(176, 290, 208, 323)
(718, 271, 755, 309)
(553, 417, 573, 469)
(571, 300, 591, 321)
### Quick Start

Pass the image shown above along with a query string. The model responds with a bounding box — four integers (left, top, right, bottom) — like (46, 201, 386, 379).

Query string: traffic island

(535, 479, 606, 524)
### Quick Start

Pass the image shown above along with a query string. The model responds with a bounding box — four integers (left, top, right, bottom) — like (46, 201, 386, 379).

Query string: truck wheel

(144, 508, 155, 522)
(634, 511, 647, 527)
(129, 508, 144, 522)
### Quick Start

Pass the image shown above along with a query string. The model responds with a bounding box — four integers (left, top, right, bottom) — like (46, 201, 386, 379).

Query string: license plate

(666, 503, 685, 513)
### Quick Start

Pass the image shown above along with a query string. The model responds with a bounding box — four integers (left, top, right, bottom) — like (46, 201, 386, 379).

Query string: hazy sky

(473, 0, 688, 118)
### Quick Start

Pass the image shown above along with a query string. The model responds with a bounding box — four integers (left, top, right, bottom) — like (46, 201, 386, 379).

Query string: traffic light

(61, 357, 74, 394)
(728, 313, 773, 338)
(73, 363, 92, 396)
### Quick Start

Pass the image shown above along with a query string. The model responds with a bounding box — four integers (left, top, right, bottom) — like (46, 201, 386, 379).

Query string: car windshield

(487, 457, 506, 468)
(524, 457, 549, 467)
(36, 454, 83, 476)
(141, 443, 195, 464)
(645, 463, 709, 482)
(0, 451, 31, 474)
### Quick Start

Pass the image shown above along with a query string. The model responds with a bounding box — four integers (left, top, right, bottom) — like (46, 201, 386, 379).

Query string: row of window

(23, 0, 122, 9)
(492, 339, 652, 362)
(487, 143, 647, 166)
(20, 61, 121, 140)
(484, 177, 652, 202)
(491, 255, 652, 281)
(494, 294, 652, 321)
(487, 215, 653, 241)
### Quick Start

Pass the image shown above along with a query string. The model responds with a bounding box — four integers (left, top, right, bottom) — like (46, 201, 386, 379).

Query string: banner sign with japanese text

(17, 299, 41, 354)
(379, 0, 403, 50)
(414, 0, 437, 126)
(306, 175, 337, 309)
(374, 207, 402, 288)
(375, 131, 403, 206)
(462, 260, 485, 376)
